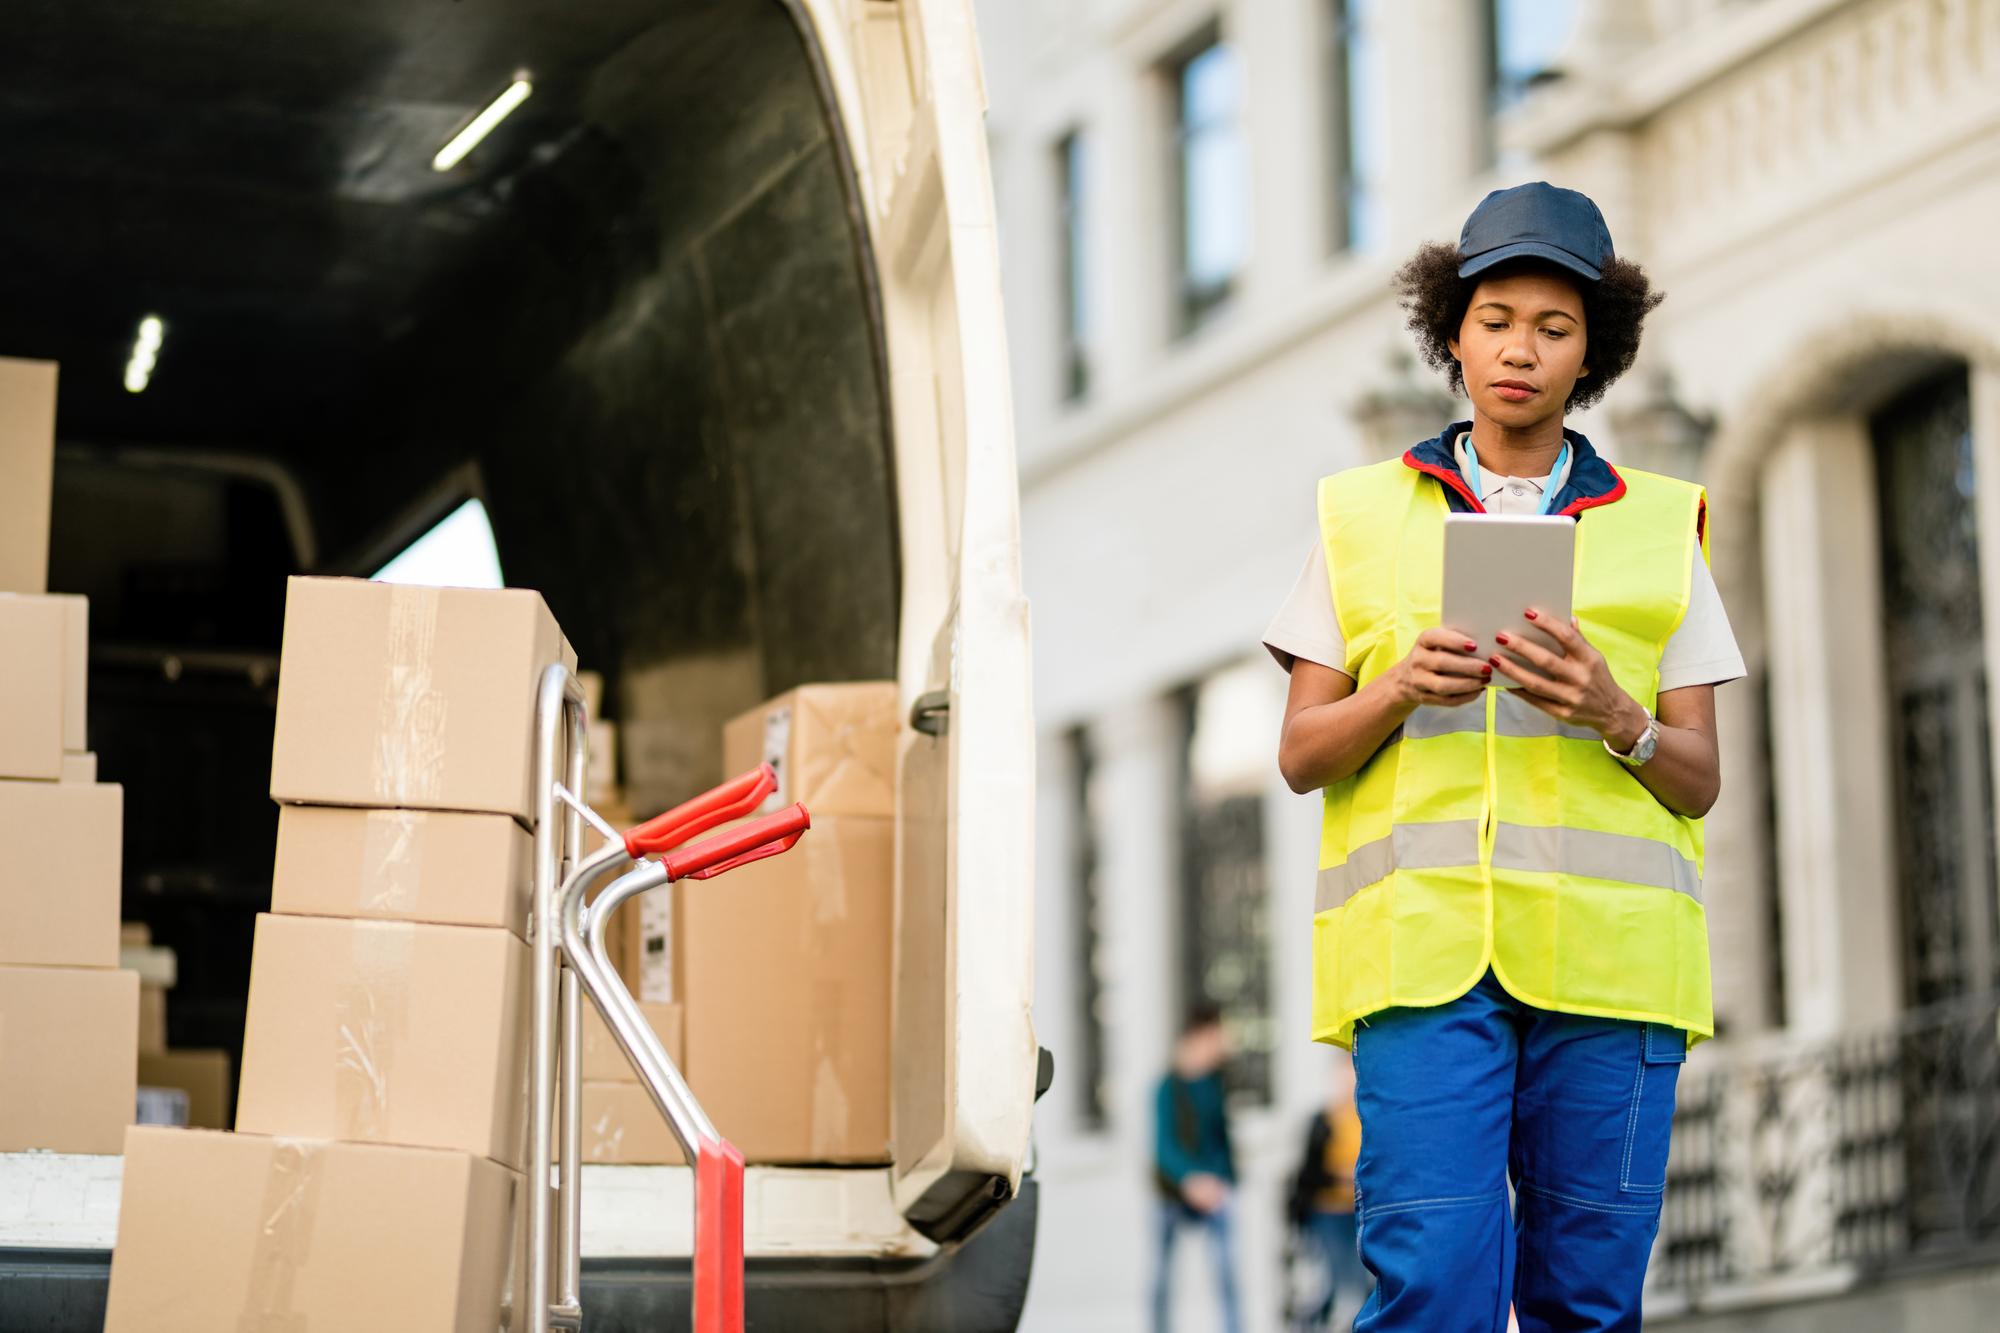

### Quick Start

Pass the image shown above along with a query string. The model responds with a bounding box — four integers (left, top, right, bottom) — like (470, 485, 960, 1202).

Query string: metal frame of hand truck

(526, 664, 810, 1333)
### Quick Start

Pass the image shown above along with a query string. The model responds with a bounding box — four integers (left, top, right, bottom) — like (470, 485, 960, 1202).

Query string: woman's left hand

(1488, 609, 1648, 749)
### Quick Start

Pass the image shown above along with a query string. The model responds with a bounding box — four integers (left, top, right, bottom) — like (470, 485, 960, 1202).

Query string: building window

(1325, 0, 1383, 253)
(1055, 131, 1092, 402)
(1487, 0, 1580, 111)
(1069, 728, 1111, 1130)
(1177, 663, 1278, 1104)
(1166, 29, 1248, 333)
(1873, 365, 2000, 1007)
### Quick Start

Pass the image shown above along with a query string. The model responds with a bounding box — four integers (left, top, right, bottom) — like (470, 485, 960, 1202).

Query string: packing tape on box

(360, 810, 424, 915)
(238, 1137, 325, 1333)
(586, 1100, 626, 1163)
(811, 978, 851, 1155)
(333, 925, 415, 1140)
(372, 584, 446, 806)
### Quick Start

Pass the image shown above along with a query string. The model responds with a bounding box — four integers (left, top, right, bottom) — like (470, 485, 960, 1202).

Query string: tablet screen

(1440, 515, 1575, 688)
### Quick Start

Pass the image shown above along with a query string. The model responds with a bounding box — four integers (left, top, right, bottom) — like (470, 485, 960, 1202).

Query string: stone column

(1377, 0, 1491, 240)
(1087, 693, 1187, 1143)
(1031, 727, 1084, 1142)
(1760, 420, 1902, 1036)
(1234, 0, 1327, 306)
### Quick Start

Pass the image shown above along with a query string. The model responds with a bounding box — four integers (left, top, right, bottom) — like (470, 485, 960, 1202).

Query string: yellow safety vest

(1312, 458, 1713, 1049)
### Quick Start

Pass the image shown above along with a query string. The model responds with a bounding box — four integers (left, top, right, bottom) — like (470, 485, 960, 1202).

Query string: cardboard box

(0, 779, 122, 967)
(138, 983, 167, 1055)
(61, 594, 86, 751)
(269, 577, 574, 822)
(587, 718, 619, 804)
(584, 792, 660, 992)
(0, 358, 55, 596)
(579, 1082, 685, 1164)
(272, 805, 531, 937)
(105, 1127, 520, 1333)
(636, 886, 681, 1003)
(683, 815, 892, 1164)
(236, 914, 530, 1168)
(580, 1001, 683, 1083)
(0, 594, 86, 779)
(232, 912, 532, 1160)
(139, 1050, 232, 1130)
(61, 750, 97, 783)
(0, 964, 137, 1153)
(722, 682, 899, 819)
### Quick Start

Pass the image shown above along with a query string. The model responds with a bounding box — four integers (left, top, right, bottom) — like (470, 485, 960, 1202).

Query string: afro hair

(1393, 241, 1664, 413)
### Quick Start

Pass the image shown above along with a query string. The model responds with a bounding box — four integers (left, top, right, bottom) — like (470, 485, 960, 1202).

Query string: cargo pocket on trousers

(1619, 1023, 1685, 1195)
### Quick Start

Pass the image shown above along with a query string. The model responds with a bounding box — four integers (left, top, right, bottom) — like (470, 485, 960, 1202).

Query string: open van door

(787, 0, 1040, 1245)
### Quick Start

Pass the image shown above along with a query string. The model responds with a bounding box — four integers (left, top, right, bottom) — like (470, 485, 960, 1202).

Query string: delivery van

(0, 1, 1039, 1328)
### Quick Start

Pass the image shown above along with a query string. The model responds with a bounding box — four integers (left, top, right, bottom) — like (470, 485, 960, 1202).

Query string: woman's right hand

(1389, 627, 1492, 707)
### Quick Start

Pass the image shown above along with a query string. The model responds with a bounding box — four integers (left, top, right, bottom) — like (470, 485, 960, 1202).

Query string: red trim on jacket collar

(1556, 465, 1627, 517)
(1401, 449, 1486, 514)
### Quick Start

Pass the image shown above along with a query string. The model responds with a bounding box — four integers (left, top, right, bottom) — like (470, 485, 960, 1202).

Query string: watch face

(1634, 725, 1659, 763)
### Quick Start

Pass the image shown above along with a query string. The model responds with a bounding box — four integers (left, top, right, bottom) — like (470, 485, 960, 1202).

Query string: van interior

(11, 0, 899, 1068)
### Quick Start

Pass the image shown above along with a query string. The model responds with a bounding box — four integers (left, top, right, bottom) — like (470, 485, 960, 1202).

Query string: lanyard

(1462, 439, 1570, 516)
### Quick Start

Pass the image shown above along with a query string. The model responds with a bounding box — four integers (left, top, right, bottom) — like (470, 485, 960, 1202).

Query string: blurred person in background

(1152, 1002, 1241, 1333)
(1266, 183, 1744, 1331)
(1285, 1049, 1370, 1330)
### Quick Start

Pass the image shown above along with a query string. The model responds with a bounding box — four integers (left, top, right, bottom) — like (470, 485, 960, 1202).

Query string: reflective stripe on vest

(1310, 457, 1715, 1049)
(1315, 820, 1704, 912)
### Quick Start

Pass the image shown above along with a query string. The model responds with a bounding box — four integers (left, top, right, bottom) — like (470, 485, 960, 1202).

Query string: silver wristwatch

(1607, 709, 1659, 767)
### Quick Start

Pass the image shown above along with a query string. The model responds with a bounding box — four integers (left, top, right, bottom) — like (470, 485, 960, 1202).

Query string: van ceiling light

(123, 314, 165, 394)
(432, 77, 533, 172)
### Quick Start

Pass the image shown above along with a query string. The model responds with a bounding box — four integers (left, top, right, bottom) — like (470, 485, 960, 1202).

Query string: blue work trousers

(1351, 972, 1685, 1333)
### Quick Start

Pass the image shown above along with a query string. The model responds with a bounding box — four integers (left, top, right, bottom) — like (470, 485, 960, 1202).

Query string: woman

(1262, 182, 1744, 1332)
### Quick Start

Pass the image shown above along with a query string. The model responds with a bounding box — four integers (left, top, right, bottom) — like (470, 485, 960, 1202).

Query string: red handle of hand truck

(623, 764, 778, 860)
(661, 804, 811, 882)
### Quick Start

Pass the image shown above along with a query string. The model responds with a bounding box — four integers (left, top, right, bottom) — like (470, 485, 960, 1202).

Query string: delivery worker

(1151, 1002, 1242, 1333)
(1262, 182, 1745, 1331)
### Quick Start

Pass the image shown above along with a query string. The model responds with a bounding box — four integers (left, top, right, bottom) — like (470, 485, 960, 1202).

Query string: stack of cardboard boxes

(105, 576, 574, 1332)
(682, 682, 901, 1165)
(0, 356, 139, 1159)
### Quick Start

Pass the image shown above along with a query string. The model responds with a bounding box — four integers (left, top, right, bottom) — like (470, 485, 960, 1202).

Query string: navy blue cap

(1457, 182, 1613, 282)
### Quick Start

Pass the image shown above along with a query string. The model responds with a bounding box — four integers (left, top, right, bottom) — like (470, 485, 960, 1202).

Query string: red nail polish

(1481, 665, 1493, 677)
(1464, 641, 1478, 653)
(1495, 632, 1510, 646)
(1524, 609, 1539, 621)
(1488, 656, 1502, 667)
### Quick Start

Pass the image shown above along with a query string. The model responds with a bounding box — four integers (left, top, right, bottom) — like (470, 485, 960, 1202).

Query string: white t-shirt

(1263, 443, 1746, 692)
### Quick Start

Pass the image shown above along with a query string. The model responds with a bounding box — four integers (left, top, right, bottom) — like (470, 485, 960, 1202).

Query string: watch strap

(1606, 709, 1656, 766)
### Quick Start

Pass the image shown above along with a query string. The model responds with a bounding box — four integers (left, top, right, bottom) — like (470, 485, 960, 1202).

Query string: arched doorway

(1872, 366, 2000, 1006)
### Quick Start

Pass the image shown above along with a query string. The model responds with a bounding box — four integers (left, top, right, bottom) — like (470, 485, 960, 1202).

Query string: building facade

(974, 0, 2000, 1327)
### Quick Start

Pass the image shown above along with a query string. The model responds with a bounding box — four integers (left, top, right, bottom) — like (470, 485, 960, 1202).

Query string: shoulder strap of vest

(1610, 466, 1709, 563)
(1318, 457, 1423, 519)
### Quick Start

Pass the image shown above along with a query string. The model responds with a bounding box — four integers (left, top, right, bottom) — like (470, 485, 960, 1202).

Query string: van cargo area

(0, 1, 1039, 1329)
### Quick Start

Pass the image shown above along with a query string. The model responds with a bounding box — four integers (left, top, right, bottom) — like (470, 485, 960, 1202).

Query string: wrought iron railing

(1651, 991, 2000, 1307)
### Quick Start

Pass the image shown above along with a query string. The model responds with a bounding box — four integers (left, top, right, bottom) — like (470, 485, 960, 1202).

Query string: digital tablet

(1440, 514, 1575, 688)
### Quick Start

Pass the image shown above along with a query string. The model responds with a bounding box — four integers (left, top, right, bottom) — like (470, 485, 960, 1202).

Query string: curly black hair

(1393, 241, 1664, 413)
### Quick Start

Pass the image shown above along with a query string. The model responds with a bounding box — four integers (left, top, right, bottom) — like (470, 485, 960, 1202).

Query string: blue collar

(1403, 420, 1625, 517)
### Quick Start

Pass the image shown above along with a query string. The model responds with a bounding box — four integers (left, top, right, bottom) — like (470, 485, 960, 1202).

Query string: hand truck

(526, 664, 811, 1333)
